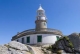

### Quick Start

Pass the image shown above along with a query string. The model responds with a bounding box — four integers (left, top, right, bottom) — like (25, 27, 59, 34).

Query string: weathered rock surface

(8, 41, 28, 51)
(52, 37, 73, 53)
(68, 33, 80, 52)
(0, 41, 52, 54)
(0, 41, 30, 54)
(51, 33, 80, 53)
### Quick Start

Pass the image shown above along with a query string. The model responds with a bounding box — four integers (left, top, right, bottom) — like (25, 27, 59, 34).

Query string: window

(22, 38, 24, 43)
(27, 37, 30, 43)
(39, 13, 41, 15)
(37, 35, 42, 42)
(56, 36, 60, 41)
(44, 22, 46, 25)
(39, 13, 43, 15)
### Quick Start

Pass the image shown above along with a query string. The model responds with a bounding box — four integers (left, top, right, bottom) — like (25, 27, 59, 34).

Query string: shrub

(68, 42, 73, 48)
(64, 36, 69, 40)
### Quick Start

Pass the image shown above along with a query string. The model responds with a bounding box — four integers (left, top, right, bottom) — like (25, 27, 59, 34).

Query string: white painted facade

(14, 34, 61, 45)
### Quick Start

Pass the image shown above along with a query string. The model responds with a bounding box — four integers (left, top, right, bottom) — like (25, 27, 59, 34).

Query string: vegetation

(45, 36, 74, 53)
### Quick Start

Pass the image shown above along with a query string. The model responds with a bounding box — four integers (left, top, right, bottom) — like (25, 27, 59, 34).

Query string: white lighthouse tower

(35, 5, 47, 31)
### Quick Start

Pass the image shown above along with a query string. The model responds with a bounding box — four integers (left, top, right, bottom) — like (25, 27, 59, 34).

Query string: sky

(0, 0, 80, 44)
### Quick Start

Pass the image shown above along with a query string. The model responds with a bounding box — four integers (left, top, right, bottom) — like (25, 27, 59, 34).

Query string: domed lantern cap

(38, 4, 44, 10)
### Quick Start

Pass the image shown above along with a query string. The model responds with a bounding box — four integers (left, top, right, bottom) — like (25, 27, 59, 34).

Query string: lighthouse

(35, 5, 47, 31)
(11, 5, 62, 45)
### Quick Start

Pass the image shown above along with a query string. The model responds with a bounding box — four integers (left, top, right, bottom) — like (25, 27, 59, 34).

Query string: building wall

(14, 34, 61, 44)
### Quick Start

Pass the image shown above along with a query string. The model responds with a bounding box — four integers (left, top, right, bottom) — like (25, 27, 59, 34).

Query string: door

(27, 36, 30, 43)
(37, 35, 42, 42)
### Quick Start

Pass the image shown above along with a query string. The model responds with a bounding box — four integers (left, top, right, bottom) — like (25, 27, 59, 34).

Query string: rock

(8, 41, 29, 51)
(70, 33, 79, 36)
(21, 51, 31, 54)
(51, 33, 80, 53)
(0, 50, 10, 54)
(0, 45, 8, 50)
(8, 48, 15, 51)
(68, 33, 80, 52)
(21, 51, 28, 54)
(0, 41, 30, 54)
(8, 48, 30, 54)
(0, 45, 10, 54)
(52, 36, 74, 53)
(10, 50, 23, 54)
(42, 44, 50, 48)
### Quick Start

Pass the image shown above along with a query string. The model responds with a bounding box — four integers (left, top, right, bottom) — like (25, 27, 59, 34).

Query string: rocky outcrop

(68, 33, 80, 52)
(51, 36, 74, 53)
(0, 41, 30, 54)
(51, 33, 80, 53)
(8, 41, 29, 51)
(0, 41, 52, 54)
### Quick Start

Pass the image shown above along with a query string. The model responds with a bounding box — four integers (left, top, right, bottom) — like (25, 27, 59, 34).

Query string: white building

(11, 5, 62, 45)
